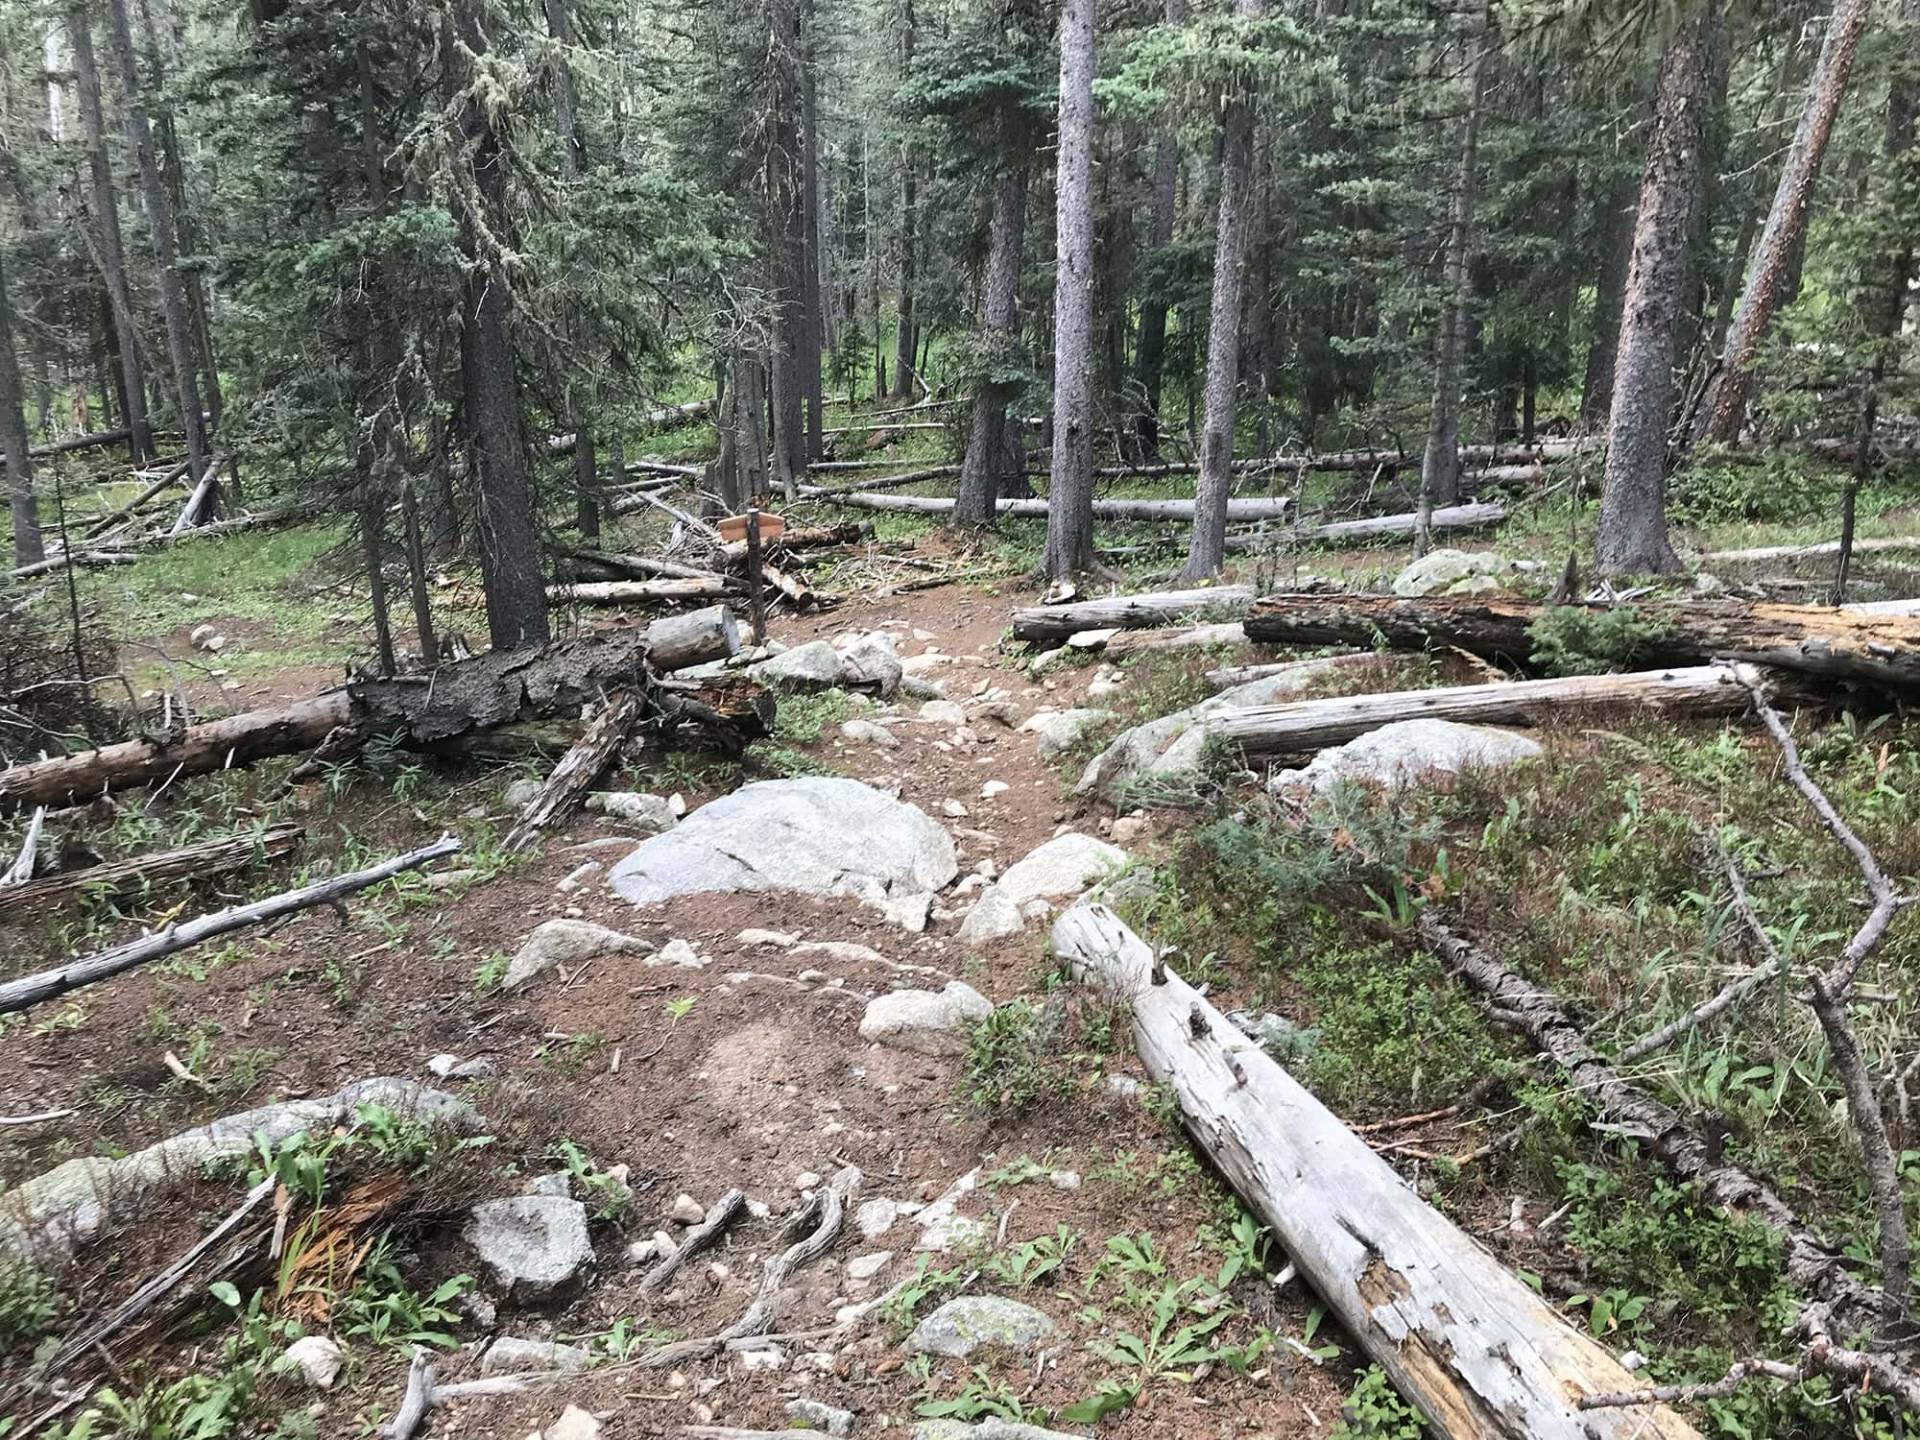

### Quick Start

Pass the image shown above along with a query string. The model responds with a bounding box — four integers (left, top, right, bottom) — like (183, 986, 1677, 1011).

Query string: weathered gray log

(502, 692, 644, 854)
(1102, 621, 1250, 657)
(0, 821, 303, 918)
(1207, 664, 1754, 754)
(168, 459, 221, 534)
(85, 457, 193, 537)
(802, 466, 959, 496)
(1011, 586, 1255, 643)
(568, 548, 728, 583)
(1053, 904, 1698, 1439)
(1204, 650, 1367, 688)
(643, 605, 742, 670)
(813, 491, 1295, 522)
(8, 549, 139, 581)
(0, 835, 461, 1013)
(1223, 501, 1506, 552)
(1702, 535, 1920, 564)
(551, 577, 735, 606)
(28, 425, 133, 458)
(1243, 592, 1920, 689)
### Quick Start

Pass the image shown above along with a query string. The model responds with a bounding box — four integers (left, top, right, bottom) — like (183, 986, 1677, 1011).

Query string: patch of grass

(0, 1257, 65, 1349)
(963, 989, 1118, 1112)
(770, 687, 856, 743)
(1331, 1365, 1424, 1440)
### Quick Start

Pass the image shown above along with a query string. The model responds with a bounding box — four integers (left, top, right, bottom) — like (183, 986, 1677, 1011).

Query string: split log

(502, 692, 644, 853)
(0, 821, 303, 918)
(1011, 586, 1255, 643)
(814, 491, 1295, 522)
(1419, 913, 1896, 1346)
(1206, 664, 1756, 754)
(1224, 502, 1506, 552)
(759, 560, 816, 611)
(3, 807, 44, 884)
(1242, 592, 1920, 689)
(0, 835, 461, 1013)
(1204, 649, 1368, 689)
(548, 577, 736, 606)
(615, 459, 703, 484)
(716, 523, 872, 564)
(1053, 903, 1698, 1439)
(1103, 622, 1250, 657)
(0, 615, 740, 812)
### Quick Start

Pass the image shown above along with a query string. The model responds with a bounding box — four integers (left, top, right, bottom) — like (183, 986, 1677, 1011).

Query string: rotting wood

(3, 805, 44, 885)
(503, 692, 644, 853)
(716, 522, 871, 564)
(385, 1346, 436, 1440)
(84, 457, 192, 537)
(1203, 650, 1368, 688)
(1053, 903, 1698, 1439)
(1702, 535, 1920, 564)
(567, 547, 730, 584)
(640, 1188, 746, 1295)
(1011, 586, 1254, 643)
(1242, 591, 1920, 689)
(8, 549, 138, 581)
(0, 834, 460, 1014)
(1102, 622, 1250, 657)
(551, 577, 735, 606)
(0, 821, 302, 918)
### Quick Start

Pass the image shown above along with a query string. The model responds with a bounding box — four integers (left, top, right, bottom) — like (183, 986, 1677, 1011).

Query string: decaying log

(0, 835, 461, 1014)
(1204, 650, 1365, 688)
(552, 577, 735, 606)
(1208, 664, 1755, 754)
(85, 458, 193, 537)
(168, 460, 222, 535)
(716, 523, 872, 564)
(28, 425, 135, 458)
(3, 807, 44, 885)
(802, 465, 960, 497)
(0, 616, 740, 812)
(1224, 502, 1507, 552)
(502, 692, 644, 854)
(1243, 592, 1920, 689)
(568, 548, 729, 584)
(1419, 913, 1896, 1347)
(0, 821, 303, 918)
(8, 549, 139, 581)
(1053, 904, 1698, 1439)
(814, 491, 1295, 522)
(1011, 586, 1255, 643)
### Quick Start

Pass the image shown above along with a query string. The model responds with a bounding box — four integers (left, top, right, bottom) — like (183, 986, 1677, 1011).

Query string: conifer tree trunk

(1578, 173, 1635, 431)
(69, 5, 151, 466)
(1694, 0, 1873, 444)
(1130, 0, 1185, 464)
(455, 0, 550, 649)
(1183, 0, 1267, 579)
(768, 0, 807, 497)
(543, 0, 600, 540)
(102, 0, 210, 497)
(0, 251, 44, 567)
(892, 0, 917, 399)
(801, 0, 825, 462)
(1044, 0, 1098, 579)
(1595, 6, 1723, 577)
(955, 164, 1029, 527)
(1415, 1, 1489, 554)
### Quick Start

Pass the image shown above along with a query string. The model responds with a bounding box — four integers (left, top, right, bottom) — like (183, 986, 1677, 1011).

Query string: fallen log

(1242, 592, 1920, 689)
(813, 491, 1295, 522)
(1011, 586, 1255, 643)
(547, 400, 715, 454)
(1102, 621, 1250, 657)
(1224, 502, 1507, 552)
(503, 692, 644, 853)
(0, 822, 303, 919)
(1419, 913, 1896, 1347)
(7, 550, 139, 582)
(1207, 664, 1756, 754)
(0, 614, 740, 812)
(28, 425, 133, 458)
(1702, 535, 1920, 564)
(168, 459, 222, 535)
(615, 459, 703, 485)
(567, 548, 728, 584)
(716, 522, 873, 566)
(550, 577, 736, 606)
(1053, 903, 1698, 1439)
(3, 807, 44, 885)
(86, 458, 193, 538)
(802, 465, 960, 497)
(0, 835, 461, 1014)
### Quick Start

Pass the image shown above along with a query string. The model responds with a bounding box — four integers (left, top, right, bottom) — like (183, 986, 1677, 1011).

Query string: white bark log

(1011, 586, 1254, 642)
(813, 491, 1294, 521)
(1224, 502, 1505, 552)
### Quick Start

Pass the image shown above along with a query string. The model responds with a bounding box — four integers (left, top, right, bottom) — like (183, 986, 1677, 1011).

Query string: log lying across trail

(1053, 904, 1698, 1440)
(1012, 586, 1255, 643)
(1207, 665, 1755, 754)
(0, 610, 741, 812)
(0, 835, 461, 1014)
(1243, 592, 1920, 689)
(0, 822, 304, 919)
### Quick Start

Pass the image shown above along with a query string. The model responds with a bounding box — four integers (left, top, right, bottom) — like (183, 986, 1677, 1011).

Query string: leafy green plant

(771, 688, 856, 743)
(964, 999, 1068, 1111)
(915, 1367, 1048, 1424)
(1332, 1365, 1424, 1439)
(1065, 1279, 1253, 1421)
(1526, 605, 1675, 677)
(0, 1257, 65, 1349)
(548, 1139, 634, 1221)
(333, 1240, 470, 1350)
(985, 1225, 1079, 1288)
(879, 1255, 966, 1337)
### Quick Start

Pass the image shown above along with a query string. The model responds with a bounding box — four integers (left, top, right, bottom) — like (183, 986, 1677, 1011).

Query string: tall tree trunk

(356, 37, 397, 672)
(1706, 33, 1805, 361)
(1415, 2, 1490, 554)
(1130, 0, 1181, 468)
(954, 164, 1030, 527)
(1694, 0, 1873, 444)
(800, 0, 825, 462)
(454, 0, 550, 649)
(1595, 6, 1723, 577)
(102, 0, 210, 498)
(0, 251, 44, 567)
(69, 6, 152, 466)
(1577, 171, 1635, 431)
(1182, 0, 1268, 579)
(542, 0, 599, 540)
(767, 0, 807, 497)
(1044, 0, 1098, 579)
(892, 0, 917, 399)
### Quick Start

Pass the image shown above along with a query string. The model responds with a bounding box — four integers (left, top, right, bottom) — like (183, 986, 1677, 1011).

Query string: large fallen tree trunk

(1012, 586, 1255, 643)
(0, 822, 303, 919)
(802, 466, 960, 497)
(1207, 664, 1755, 754)
(812, 491, 1295, 522)
(1053, 904, 1698, 1439)
(1702, 535, 1920, 564)
(715, 522, 871, 565)
(1419, 913, 1896, 1347)
(0, 835, 461, 1014)
(86, 458, 193, 538)
(1224, 502, 1506, 553)
(0, 612, 740, 812)
(550, 577, 736, 606)
(1243, 592, 1920, 689)
(27, 426, 134, 459)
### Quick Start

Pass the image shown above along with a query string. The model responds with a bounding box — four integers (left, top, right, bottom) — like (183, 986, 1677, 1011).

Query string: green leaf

(208, 1281, 242, 1309)
(1060, 1380, 1139, 1423)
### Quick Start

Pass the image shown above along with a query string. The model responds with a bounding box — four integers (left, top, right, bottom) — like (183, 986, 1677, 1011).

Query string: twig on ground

(1579, 1357, 1805, 1410)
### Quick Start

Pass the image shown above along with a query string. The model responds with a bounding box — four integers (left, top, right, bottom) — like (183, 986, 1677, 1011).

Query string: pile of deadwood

(552, 514, 875, 615)
(0, 605, 758, 1013)
(1029, 583, 1920, 1434)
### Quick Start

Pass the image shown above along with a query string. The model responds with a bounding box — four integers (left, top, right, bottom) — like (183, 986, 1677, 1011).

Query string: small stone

(738, 928, 798, 947)
(483, 1337, 592, 1375)
(425, 1052, 491, 1080)
(706, 1262, 730, 1284)
(1066, 628, 1116, 650)
(1047, 1170, 1081, 1191)
(542, 1405, 602, 1440)
(795, 1171, 823, 1190)
(278, 1335, 343, 1389)
(464, 1195, 595, 1296)
(996, 832, 1130, 906)
(669, 793, 688, 817)
(858, 981, 993, 1055)
(655, 938, 708, 969)
(626, 1236, 660, 1264)
(1106, 1074, 1142, 1101)
(940, 798, 968, 818)
(788, 1399, 856, 1438)
(652, 1229, 679, 1256)
(918, 699, 968, 727)
(749, 640, 844, 689)
(956, 886, 1022, 946)
(557, 861, 603, 893)
(856, 1198, 900, 1239)
(1019, 707, 1117, 759)
(671, 1193, 706, 1225)
(912, 628, 936, 642)
(847, 1250, 893, 1281)
(584, 791, 677, 833)
(979, 780, 1009, 799)
(746, 1199, 772, 1221)
(526, 1171, 572, 1198)
(737, 1345, 786, 1372)
(838, 632, 905, 696)
(504, 919, 650, 992)
(907, 1296, 1055, 1358)
(841, 718, 900, 749)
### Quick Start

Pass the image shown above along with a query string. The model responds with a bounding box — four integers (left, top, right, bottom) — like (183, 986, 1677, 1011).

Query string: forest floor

(5, 427, 1920, 1439)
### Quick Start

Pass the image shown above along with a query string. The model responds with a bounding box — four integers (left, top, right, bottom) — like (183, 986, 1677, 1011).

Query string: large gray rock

(749, 640, 844, 689)
(995, 833, 1129, 907)
(608, 778, 956, 915)
(1019, 708, 1117, 760)
(1391, 548, 1506, 597)
(482, 1336, 594, 1375)
(504, 919, 651, 992)
(466, 1195, 595, 1296)
(0, 1078, 475, 1261)
(859, 981, 993, 1055)
(907, 1296, 1056, 1358)
(1272, 719, 1544, 794)
(837, 632, 904, 697)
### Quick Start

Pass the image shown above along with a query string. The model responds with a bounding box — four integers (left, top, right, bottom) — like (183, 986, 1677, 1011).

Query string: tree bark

(1595, 6, 1722, 576)
(101, 0, 210, 495)
(1182, 0, 1267, 579)
(768, 0, 807, 497)
(800, 0, 825, 463)
(1053, 905, 1701, 1440)
(1577, 172, 1636, 431)
(503, 689, 644, 853)
(1044, 0, 1098, 579)
(892, 0, 917, 399)
(69, 5, 152, 466)
(0, 823, 303, 920)
(542, 0, 600, 542)
(1130, 0, 1186, 462)
(1694, 0, 1873, 444)
(954, 165, 1029, 527)
(0, 250, 43, 567)
(455, 0, 550, 650)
